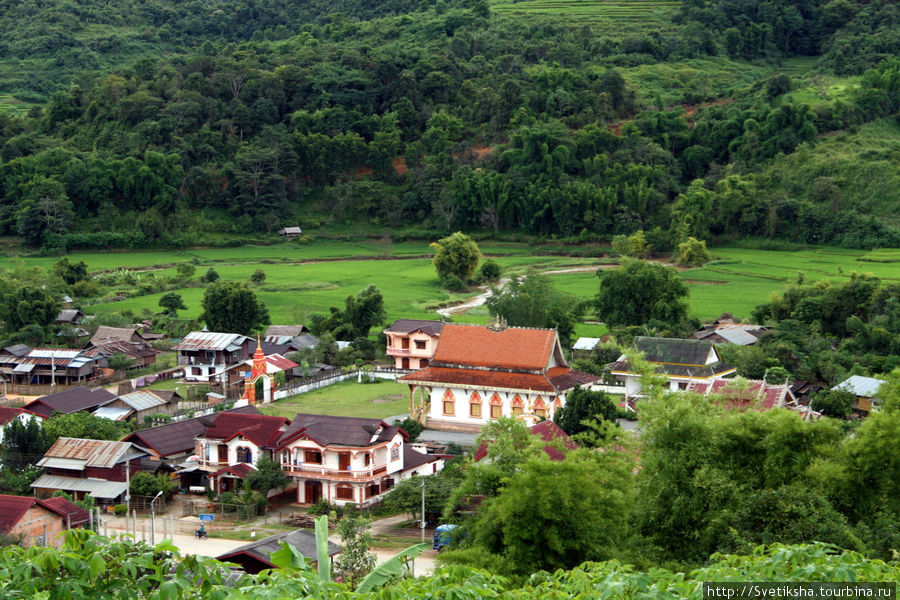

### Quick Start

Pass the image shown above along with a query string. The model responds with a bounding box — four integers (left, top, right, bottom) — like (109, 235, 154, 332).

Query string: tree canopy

(431, 232, 481, 284)
(200, 280, 270, 335)
(595, 259, 689, 327)
(485, 272, 580, 346)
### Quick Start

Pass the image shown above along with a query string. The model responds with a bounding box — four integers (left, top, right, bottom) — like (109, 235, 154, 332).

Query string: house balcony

(197, 459, 230, 471)
(386, 347, 418, 357)
(281, 462, 388, 482)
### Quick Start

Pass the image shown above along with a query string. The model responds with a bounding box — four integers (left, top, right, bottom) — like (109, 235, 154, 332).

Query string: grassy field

(8, 237, 900, 326)
(258, 380, 409, 420)
(492, 0, 680, 32)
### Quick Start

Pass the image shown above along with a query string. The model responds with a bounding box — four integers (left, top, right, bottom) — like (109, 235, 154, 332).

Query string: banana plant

(268, 514, 428, 592)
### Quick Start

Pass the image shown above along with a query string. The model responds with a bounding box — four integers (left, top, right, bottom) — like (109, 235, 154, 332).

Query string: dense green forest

(0, 0, 897, 253)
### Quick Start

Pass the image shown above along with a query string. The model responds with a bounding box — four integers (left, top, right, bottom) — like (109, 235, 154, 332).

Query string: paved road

(385, 414, 479, 447)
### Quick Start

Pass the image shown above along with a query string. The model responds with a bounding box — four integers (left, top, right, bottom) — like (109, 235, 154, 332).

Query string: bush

(441, 274, 467, 292)
(113, 504, 128, 516)
(477, 259, 502, 283)
(200, 268, 220, 283)
(71, 280, 101, 297)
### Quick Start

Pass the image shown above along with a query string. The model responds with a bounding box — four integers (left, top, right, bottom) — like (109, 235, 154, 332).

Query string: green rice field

(5, 240, 900, 326)
(492, 0, 680, 26)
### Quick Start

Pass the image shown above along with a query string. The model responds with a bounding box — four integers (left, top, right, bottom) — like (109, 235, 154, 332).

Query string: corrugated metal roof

(30, 348, 82, 359)
(44, 438, 139, 468)
(174, 332, 248, 351)
(93, 406, 133, 421)
(834, 375, 885, 398)
(13, 363, 35, 373)
(36, 457, 86, 470)
(117, 390, 168, 411)
(572, 337, 601, 351)
(30, 474, 128, 499)
(714, 328, 760, 346)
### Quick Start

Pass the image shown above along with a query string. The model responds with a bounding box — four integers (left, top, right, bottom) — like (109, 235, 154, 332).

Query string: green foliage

(107, 352, 134, 371)
(1, 416, 49, 471)
(245, 457, 290, 496)
(43, 412, 131, 444)
(596, 259, 688, 327)
(250, 269, 267, 286)
(432, 232, 481, 283)
(335, 514, 376, 587)
(158, 292, 187, 316)
(200, 280, 270, 335)
(176, 263, 196, 281)
(309, 285, 386, 340)
(52, 257, 88, 285)
(811, 389, 856, 419)
(395, 417, 423, 442)
(129, 471, 177, 498)
(553, 386, 617, 437)
(384, 467, 463, 522)
(477, 259, 502, 283)
(485, 272, 580, 346)
(675, 236, 712, 266)
(0, 284, 61, 336)
(201, 268, 220, 284)
(113, 504, 128, 516)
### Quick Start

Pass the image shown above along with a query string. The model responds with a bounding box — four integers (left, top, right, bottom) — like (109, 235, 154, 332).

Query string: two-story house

(193, 412, 290, 493)
(10, 347, 108, 386)
(174, 332, 253, 383)
(399, 324, 599, 431)
(31, 438, 149, 505)
(383, 320, 444, 370)
(275, 414, 443, 507)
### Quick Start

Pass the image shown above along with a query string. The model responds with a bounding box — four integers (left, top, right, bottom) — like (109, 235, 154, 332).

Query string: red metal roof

(0, 494, 38, 534)
(474, 420, 577, 462)
(38, 496, 90, 526)
(203, 413, 289, 447)
(432, 324, 557, 371)
(0, 406, 26, 426)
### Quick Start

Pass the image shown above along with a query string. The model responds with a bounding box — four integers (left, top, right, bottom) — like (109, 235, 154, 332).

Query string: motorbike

(194, 529, 208, 539)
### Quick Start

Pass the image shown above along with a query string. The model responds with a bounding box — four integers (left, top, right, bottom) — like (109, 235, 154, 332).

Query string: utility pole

(125, 459, 131, 514)
(150, 491, 162, 546)
(50, 351, 56, 387)
(420, 477, 426, 543)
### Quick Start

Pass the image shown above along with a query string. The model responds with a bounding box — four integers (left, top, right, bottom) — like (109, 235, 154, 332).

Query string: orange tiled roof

(432, 324, 558, 371)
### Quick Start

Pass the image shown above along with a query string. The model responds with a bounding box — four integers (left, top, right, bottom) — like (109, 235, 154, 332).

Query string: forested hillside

(0, 0, 897, 252)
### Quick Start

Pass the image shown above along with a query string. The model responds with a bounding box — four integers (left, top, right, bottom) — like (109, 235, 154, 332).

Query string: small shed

(216, 530, 341, 574)
(278, 227, 303, 240)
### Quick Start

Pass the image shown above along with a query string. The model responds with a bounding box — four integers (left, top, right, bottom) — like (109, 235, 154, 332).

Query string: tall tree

(1, 417, 49, 471)
(200, 280, 270, 335)
(554, 386, 617, 437)
(485, 272, 580, 346)
(431, 232, 481, 283)
(0, 285, 61, 336)
(595, 259, 689, 327)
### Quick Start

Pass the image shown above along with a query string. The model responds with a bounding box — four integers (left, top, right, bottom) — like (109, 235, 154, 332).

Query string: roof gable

(174, 332, 249, 352)
(202, 413, 289, 447)
(433, 324, 562, 371)
(0, 494, 39, 534)
(384, 319, 445, 336)
(24, 387, 116, 416)
(277, 414, 394, 448)
(42, 438, 139, 468)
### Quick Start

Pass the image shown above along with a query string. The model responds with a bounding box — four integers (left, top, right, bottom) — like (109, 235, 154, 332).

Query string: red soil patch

(470, 145, 494, 160)
(353, 166, 373, 179)
(393, 156, 408, 176)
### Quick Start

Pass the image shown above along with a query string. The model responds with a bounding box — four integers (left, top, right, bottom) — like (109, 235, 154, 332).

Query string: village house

(399, 324, 599, 431)
(685, 378, 820, 419)
(216, 530, 341, 575)
(597, 336, 736, 403)
(9, 347, 108, 386)
(87, 340, 158, 370)
(30, 438, 149, 505)
(833, 375, 885, 414)
(123, 406, 261, 468)
(55, 308, 85, 327)
(174, 332, 253, 383)
(263, 325, 318, 355)
(275, 413, 443, 507)
(90, 325, 151, 347)
(383, 319, 445, 370)
(693, 313, 767, 346)
(0, 494, 89, 547)
(22, 387, 117, 419)
(0, 406, 43, 445)
(92, 389, 182, 422)
(570, 335, 613, 360)
(193, 413, 291, 493)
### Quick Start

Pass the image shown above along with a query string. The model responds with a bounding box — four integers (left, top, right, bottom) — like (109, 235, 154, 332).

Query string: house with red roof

(274, 413, 443, 507)
(193, 412, 291, 493)
(0, 406, 43, 445)
(383, 319, 445, 370)
(686, 378, 818, 420)
(0, 494, 89, 547)
(399, 324, 600, 431)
